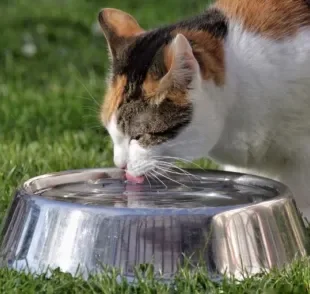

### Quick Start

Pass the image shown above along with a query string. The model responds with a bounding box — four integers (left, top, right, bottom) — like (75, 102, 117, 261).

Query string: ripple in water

(36, 172, 276, 209)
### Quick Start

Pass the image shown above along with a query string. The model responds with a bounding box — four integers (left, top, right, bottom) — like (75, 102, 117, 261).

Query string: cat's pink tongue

(125, 172, 145, 184)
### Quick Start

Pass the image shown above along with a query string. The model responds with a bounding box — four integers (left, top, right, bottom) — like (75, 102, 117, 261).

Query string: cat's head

(99, 8, 226, 177)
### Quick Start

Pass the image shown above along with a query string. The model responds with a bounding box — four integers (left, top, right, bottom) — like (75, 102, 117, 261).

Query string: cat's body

(98, 1, 310, 219)
(211, 23, 310, 216)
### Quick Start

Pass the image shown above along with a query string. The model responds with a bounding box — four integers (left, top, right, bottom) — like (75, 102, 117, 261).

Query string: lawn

(1, 0, 310, 292)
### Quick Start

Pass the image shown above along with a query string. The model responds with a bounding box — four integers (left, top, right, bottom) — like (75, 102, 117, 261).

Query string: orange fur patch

(214, 0, 310, 39)
(142, 29, 226, 106)
(176, 30, 225, 85)
(159, 30, 225, 86)
(101, 75, 127, 125)
(100, 8, 144, 38)
(143, 72, 189, 106)
(164, 88, 190, 106)
(143, 73, 160, 96)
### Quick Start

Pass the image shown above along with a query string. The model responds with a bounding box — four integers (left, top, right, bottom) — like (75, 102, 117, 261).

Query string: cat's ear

(159, 34, 199, 94)
(98, 8, 144, 57)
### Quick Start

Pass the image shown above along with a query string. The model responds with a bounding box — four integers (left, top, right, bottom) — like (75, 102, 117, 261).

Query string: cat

(98, 1, 310, 220)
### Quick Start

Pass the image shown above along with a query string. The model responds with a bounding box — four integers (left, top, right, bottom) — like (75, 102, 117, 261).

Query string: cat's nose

(120, 164, 127, 170)
(113, 155, 127, 170)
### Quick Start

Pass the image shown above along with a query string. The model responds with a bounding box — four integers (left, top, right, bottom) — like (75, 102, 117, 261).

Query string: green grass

(1, 260, 310, 294)
(1, 0, 310, 292)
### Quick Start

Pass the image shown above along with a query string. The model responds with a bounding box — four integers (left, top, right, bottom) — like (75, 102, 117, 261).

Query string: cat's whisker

(83, 120, 104, 129)
(153, 156, 206, 170)
(149, 171, 167, 189)
(144, 173, 152, 189)
(82, 113, 99, 118)
(147, 172, 156, 183)
(159, 168, 195, 184)
(82, 116, 100, 123)
(156, 162, 196, 183)
(75, 76, 100, 107)
(77, 95, 97, 100)
(132, 161, 156, 172)
(78, 97, 101, 109)
(156, 164, 185, 176)
(82, 106, 100, 113)
(155, 165, 195, 184)
(152, 169, 189, 188)
(87, 125, 102, 130)
(156, 161, 200, 180)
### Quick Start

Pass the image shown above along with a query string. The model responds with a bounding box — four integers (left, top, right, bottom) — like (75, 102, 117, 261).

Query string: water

(36, 173, 276, 209)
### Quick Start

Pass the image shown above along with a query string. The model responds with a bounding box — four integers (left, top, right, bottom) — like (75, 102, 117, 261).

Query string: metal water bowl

(0, 168, 308, 280)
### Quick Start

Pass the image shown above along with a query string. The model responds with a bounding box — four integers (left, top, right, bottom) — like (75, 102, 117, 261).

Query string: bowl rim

(19, 167, 293, 201)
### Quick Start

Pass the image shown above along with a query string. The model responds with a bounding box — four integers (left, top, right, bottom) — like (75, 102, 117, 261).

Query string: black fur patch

(175, 8, 228, 38)
(117, 99, 193, 146)
(113, 8, 228, 101)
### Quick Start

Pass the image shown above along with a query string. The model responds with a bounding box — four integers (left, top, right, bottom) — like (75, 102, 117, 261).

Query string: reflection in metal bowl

(0, 168, 308, 280)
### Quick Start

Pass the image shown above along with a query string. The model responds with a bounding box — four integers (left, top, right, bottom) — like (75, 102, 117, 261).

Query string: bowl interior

(23, 168, 286, 209)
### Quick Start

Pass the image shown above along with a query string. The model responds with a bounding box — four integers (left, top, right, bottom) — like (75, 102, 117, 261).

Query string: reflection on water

(38, 175, 274, 208)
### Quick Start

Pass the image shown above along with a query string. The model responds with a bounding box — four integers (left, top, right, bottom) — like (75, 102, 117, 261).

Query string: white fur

(106, 23, 310, 220)
(107, 115, 130, 169)
(211, 24, 310, 219)
(107, 115, 158, 175)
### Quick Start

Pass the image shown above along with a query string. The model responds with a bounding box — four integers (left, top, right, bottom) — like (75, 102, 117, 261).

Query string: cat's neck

(160, 8, 228, 39)
(208, 22, 310, 174)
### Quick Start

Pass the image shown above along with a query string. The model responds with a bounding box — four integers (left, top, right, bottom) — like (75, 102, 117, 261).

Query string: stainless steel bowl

(0, 168, 308, 280)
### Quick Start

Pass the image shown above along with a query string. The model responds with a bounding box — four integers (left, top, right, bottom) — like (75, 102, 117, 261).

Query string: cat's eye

(131, 135, 142, 141)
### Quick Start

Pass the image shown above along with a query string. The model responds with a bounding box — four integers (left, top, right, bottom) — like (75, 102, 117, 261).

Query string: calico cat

(98, 1, 310, 219)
